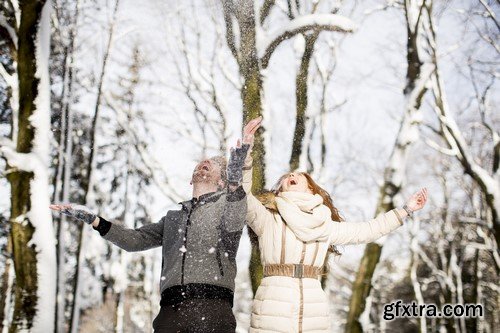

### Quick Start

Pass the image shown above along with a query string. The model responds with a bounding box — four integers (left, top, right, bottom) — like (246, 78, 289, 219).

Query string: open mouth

(289, 179, 297, 186)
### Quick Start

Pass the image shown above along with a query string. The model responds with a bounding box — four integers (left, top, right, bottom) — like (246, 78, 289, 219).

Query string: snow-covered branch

(259, 14, 356, 68)
(424, 2, 500, 246)
(167, 15, 230, 153)
(0, 62, 14, 87)
(408, 63, 434, 112)
(0, 11, 18, 50)
(221, 0, 240, 62)
(478, 0, 500, 31)
(103, 93, 184, 203)
(259, 0, 276, 25)
(423, 136, 458, 156)
(0, 138, 46, 173)
(430, 71, 500, 228)
(210, 11, 241, 90)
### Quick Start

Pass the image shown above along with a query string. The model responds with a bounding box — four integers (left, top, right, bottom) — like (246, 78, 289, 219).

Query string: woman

(241, 117, 428, 333)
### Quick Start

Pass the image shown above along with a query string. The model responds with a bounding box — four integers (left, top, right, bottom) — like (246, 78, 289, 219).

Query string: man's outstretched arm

(50, 204, 165, 252)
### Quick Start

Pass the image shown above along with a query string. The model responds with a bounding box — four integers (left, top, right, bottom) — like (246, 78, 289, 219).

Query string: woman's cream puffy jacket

(243, 163, 404, 333)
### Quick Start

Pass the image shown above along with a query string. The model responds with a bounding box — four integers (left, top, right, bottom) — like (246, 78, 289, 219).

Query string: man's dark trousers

(152, 298, 236, 332)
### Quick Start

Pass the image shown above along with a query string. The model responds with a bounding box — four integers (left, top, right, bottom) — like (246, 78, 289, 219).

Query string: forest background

(0, 0, 498, 332)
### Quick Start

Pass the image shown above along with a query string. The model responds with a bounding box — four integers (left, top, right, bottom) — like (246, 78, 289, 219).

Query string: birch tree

(407, 169, 498, 332)
(49, 1, 82, 331)
(221, 0, 356, 292)
(350, 1, 499, 331)
(81, 48, 158, 330)
(161, 2, 234, 157)
(346, 1, 434, 331)
(0, 1, 17, 330)
(0, 0, 56, 331)
(424, 0, 500, 248)
(68, 1, 122, 331)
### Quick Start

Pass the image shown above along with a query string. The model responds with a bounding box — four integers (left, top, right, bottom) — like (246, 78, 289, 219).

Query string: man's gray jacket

(93, 186, 247, 305)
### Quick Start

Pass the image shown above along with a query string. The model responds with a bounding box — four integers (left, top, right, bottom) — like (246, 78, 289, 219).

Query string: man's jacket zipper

(180, 206, 193, 285)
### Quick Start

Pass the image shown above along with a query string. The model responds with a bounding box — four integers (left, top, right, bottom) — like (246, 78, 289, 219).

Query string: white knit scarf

(275, 191, 333, 242)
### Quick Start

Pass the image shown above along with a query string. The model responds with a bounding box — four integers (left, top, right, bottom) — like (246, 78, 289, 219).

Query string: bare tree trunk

(54, 3, 80, 332)
(222, 0, 354, 294)
(3, 1, 56, 331)
(0, 238, 13, 332)
(69, 1, 120, 332)
(410, 218, 427, 333)
(115, 152, 130, 333)
(223, 0, 266, 293)
(289, 31, 334, 289)
(424, 1, 500, 247)
(289, 32, 319, 171)
(345, 2, 431, 331)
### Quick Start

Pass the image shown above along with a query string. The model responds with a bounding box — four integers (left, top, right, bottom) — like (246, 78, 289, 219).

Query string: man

(50, 142, 251, 332)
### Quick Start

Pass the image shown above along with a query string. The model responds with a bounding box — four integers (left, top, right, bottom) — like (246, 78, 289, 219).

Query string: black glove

(227, 143, 250, 186)
(52, 203, 98, 225)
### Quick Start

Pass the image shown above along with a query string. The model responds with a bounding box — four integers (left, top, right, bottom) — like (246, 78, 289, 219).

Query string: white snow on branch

(0, 62, 15, 87)
(0, 144, 42, 173)
(0, 63, 19, 143)
(258, 14, 356, 63)
(0, 12, 18, 47)
(408, 63, 434, 114)
(383, 62, 434, 194)
(12, 0, 21, 29)
(430, 72, 500, 219)
(423, 137, 458, 156)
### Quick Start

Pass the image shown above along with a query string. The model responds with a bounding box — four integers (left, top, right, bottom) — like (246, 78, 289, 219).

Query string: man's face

(191, 157, 224, 187)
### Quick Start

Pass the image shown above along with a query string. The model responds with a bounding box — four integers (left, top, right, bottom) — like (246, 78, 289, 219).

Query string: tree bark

(5, 0, 56, 331)
(221, 0, 353, 294)
(53, 3, 80, 330)
(222, 0, 267, 293)
(69, 2, 120, 331)
(424, 2, 500, 248)
(0, 238, 13, 331)
(345, 2, 429, 332)
(289, 32, 319, 171)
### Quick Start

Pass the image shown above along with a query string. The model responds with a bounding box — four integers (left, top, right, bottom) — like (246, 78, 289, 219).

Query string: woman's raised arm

(241, 116, 273, 236)
(329, 188, 428, 245)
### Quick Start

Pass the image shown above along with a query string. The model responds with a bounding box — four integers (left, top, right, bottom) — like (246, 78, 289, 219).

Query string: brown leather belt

(263, 264, 322, 279)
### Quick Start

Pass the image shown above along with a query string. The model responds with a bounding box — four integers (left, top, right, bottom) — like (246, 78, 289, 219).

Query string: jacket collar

(179, 190, 225, 210)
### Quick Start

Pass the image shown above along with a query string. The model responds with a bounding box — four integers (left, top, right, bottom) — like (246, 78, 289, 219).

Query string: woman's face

(280, 172, 313, 194)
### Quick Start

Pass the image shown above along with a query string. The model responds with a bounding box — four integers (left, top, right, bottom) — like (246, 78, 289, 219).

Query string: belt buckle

(293, 264, 304, 278)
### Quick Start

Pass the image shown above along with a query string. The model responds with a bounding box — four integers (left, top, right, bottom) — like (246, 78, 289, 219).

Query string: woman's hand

(404, 188, 428, 213)
(49, 203, 99, 226)
(242, 116, 262, 149)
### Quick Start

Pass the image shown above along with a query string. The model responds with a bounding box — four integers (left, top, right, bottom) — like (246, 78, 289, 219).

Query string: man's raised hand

(227, 140, 250, 186)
